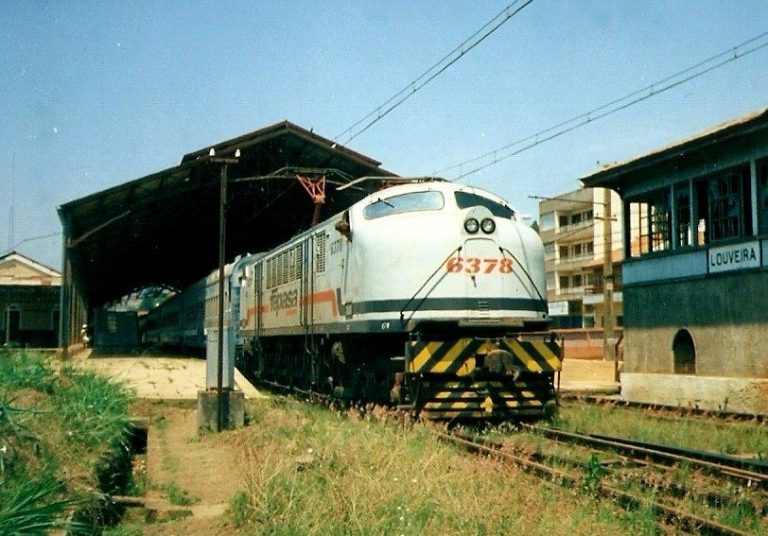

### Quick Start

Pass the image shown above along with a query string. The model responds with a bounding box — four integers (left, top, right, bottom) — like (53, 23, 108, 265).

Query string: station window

(628, 189, 670, 257)
(558, 275, 569, 290)
(708, 171, 744, 241)
(674, 182, 692, 248)
(692, 166, 752, 244)
(544, 242, 555, 259)
(758, 159, 768, 235)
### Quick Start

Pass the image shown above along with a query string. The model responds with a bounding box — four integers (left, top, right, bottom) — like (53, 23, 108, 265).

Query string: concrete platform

(72, 352, 266, 400)
(558, 358, 620, 395)
(71, 351, 617, 400)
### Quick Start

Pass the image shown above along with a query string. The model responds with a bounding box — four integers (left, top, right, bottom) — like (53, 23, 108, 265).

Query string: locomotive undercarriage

(241, 330, 562, 421)
(241, 334, 403, 402)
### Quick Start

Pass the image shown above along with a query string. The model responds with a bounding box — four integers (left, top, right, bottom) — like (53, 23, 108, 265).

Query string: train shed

(581, 108, 768, 414)
(57, 121, 396, 353)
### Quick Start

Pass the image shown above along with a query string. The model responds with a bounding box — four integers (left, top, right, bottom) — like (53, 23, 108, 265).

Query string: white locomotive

(149, 178, 562, 419)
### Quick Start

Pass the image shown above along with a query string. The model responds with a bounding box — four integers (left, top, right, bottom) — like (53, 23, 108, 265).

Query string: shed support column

(59, 217, 71, 355)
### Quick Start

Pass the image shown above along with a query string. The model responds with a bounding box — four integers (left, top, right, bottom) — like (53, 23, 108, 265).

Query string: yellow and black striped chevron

(415, 379, 557, 419)
(406, 336, 562, 376)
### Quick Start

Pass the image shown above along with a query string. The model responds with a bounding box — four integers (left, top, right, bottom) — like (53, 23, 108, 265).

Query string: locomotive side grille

(314, 234, 327, 273)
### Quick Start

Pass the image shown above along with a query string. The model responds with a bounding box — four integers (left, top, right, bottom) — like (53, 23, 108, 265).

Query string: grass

(163, 480, 199, 506)
(226, 398, 658, 535)
(0, 348, 136, 534)
(554, 401, 768, 457)
(475, 400, 768, 534)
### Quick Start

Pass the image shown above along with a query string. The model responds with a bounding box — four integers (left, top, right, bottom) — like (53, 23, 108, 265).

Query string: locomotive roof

(57, 121, 396, 317)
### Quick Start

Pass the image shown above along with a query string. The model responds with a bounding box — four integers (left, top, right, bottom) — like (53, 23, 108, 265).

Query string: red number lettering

(446, 256, 463, 273)
(483, 258, 498, 273)
(464, 257, 480, 274)
(499, 258, 513, 273)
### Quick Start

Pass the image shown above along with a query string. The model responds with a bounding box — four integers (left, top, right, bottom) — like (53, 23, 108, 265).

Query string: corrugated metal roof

(581, 108, 768, 189)
(58, 121, 396, 306)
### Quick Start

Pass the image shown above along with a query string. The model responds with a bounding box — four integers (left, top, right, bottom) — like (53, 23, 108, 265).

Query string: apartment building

(538, 187, 624, 329)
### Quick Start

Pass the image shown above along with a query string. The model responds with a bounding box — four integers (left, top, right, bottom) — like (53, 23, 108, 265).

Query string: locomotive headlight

(480, 218, 496, 234)
(464, 217, 480, 234)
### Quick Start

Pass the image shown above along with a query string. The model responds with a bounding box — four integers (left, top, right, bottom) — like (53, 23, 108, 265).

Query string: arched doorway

(673, 329, 696, 374)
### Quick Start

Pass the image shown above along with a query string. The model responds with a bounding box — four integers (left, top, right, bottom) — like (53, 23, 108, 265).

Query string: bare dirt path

(136, 404, 247, 535)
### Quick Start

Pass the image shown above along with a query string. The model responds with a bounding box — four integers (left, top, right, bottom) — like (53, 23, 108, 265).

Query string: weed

(54, 366, 134, 450)
(0, 349, 137, 533)
(0, 474, 81, 534)
(231, 400, 634, 535)
(0, 350, 54, 393)
(103, 525, 144, 536)
(229, 490, 251, 527)
(581, 454, 605, 496)
(163, 481, 199, 506)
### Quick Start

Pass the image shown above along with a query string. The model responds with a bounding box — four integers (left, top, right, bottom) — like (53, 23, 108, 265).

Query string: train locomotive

(147, 177, 563, 419)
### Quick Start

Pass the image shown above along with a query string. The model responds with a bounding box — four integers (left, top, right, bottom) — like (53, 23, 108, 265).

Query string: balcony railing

(555, 253, 595, 265)
(555, 219, 593, 235)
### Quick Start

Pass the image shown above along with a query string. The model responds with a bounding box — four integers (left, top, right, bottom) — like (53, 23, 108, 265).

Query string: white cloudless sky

(1, 1, 767, 271)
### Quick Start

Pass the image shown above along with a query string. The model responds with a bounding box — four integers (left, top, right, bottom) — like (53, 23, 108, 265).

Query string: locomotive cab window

(363, 191, 444, 220)
(454, 191, 514, 219)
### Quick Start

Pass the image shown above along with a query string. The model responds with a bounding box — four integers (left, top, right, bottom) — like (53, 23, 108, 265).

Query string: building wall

(0, 253, 62, 348)
(1, 285, 60, 347)
(625, 270, 768, 378)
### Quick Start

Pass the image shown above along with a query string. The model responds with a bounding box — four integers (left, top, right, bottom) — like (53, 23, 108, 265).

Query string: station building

(0, 251, 61, 348)
(581, 109, 768, 414)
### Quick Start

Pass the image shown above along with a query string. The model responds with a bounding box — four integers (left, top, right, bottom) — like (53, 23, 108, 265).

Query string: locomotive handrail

(399, 245, 463, 325)
(498, 246, 546, 304)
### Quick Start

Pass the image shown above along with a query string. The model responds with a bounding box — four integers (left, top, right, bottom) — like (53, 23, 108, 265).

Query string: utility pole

(209, 148, 239, 432)
(602, 188, 615, 362)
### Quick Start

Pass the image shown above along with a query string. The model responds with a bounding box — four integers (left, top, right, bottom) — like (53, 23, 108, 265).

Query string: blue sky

(2, 1, 767, 271)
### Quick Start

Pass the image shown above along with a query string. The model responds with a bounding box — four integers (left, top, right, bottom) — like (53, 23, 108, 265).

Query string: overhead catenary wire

(335, 0, 535, 145)
(435, 29, 768, 181)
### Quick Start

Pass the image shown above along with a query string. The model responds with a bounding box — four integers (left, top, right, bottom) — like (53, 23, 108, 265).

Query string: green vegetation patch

(556, 401, 768, 458)
(0, 349, 136, 534)
(229, 399, 656, 536)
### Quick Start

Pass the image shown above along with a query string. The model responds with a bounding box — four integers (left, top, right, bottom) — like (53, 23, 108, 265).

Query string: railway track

(438, 426, 767, 536)
(524, 424, 768, 487)
(260, 379, 766, 534)
(560, 393, 768, 424)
